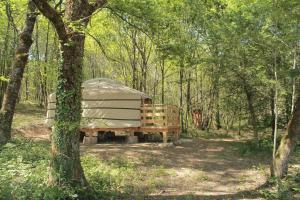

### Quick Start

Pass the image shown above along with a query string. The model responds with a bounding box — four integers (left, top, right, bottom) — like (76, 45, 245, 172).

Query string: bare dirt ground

(10, 104, 300, 199)
(15, 123, 269, 199)
(81, 138, 269, 200)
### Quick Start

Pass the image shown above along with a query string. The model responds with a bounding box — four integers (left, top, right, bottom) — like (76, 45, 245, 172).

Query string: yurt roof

(82, 78, 150, 99)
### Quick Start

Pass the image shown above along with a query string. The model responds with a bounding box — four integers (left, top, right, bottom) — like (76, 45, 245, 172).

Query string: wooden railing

(141, 104, 180, 129)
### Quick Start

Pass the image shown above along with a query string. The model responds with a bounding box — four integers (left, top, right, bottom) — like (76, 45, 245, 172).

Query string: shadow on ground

(81, 138, 270, 199)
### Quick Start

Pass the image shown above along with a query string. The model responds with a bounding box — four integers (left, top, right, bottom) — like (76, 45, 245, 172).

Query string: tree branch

(106, 6, 153, 40)
(32, 0, 68, 43)
(5, 0, 19, 34)
(89, 0, 107, 14)
(86, 31, 122, 63)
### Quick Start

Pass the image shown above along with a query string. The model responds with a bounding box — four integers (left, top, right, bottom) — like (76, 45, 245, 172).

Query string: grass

(182, 128, 235, 140)
(0, 134, 174, 199)
(6, 102, 300, 199)
(12, 102, 45, 128)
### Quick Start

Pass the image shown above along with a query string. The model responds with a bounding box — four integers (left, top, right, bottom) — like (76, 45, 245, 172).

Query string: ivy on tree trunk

(32, 0, 107, 187)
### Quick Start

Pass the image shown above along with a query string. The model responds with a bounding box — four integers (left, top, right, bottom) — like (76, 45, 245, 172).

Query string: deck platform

(82, 104, 180, 143)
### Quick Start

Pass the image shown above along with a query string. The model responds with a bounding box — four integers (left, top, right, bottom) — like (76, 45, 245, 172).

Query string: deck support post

(83, 136, 97, 144)
(173, 130, 179, 143)
(128, 131, 134, 136)
(162, 131, 168, 143)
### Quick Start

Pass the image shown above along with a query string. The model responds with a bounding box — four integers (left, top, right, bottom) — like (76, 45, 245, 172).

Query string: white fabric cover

(46, 78, 149, 128)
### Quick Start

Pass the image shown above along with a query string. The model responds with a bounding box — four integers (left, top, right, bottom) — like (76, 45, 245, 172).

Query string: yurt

(46, 78, 150, 129)
(46, 78, 180, 144)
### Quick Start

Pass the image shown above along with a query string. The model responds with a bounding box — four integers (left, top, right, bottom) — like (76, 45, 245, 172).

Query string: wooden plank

(142, 120, 166, 124)
(83, 136, 97, 144)
(141, 113, 166, 117)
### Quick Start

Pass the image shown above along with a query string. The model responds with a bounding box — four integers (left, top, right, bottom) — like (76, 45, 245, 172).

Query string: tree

(0, 0, 37, 145)
(272, 93, 300, 178)
(32, 0, 107, 186)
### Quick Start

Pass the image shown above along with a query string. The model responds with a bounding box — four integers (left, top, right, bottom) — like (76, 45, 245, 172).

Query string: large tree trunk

(0, 0, 37, 145)
(271, 94, 300, 178)
(33, 0, 107, 187)
(49, 33, 87, 186)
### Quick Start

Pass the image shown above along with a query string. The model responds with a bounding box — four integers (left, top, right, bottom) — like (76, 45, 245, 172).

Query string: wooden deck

(82, 104, 181, 143)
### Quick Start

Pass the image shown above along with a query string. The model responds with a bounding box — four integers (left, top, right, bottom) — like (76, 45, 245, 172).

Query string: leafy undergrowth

(258, 173, 300, 200)
(182, 128, 235, 139)
(233, 134, 300, 199)
(233, 136, 273, 157)
(0, 136, 158, 200)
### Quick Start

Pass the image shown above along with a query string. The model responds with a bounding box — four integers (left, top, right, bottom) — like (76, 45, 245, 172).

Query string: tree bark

(272, 53, 279, 175)
(271, 93, 300, 178)
(0, 16, 11, 105)
(245, 87, 259, 140)
(41, 22, 50, 107)
(131, 30, 138, 89)
(0, 0, 37, 145)
(186, 71, 191, 130)
(291, 46, 297, 114)
(270, 88, 276, 136)
(49, 34, 87, 186)
(179, 61, 185, 132)
(161, 57, 165, 104)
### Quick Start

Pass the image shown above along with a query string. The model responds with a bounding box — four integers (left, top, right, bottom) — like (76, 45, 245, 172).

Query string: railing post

(162, 131, 168, 143)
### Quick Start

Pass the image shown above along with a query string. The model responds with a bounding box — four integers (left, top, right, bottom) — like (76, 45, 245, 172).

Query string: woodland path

(81, 137, 269, 200)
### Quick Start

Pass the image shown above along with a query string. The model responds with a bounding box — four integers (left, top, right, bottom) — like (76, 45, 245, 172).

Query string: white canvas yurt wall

(46, 78, 150, 128)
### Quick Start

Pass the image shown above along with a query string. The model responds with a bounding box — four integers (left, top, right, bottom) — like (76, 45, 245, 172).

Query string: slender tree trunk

(41, 22, 50, 107)
(179, 61, 184, 132)
(215, 89, 221, 130)
(270, 88, 276, 136)
(238, 109, 242, 136)
(161, 58, 165, 104)
(25, 67, 29, 101)
(245, 88, 258, 140)
(0, 0, 37, 145)
(186, 71, 191, 130)
(291, 46, 297, 114)
(131, 31, 138, 89)
(272, 53, 279, 173)
(0, 19, 11, 105)
(152, 63, 158, 103)
(35, 19, 42, 105)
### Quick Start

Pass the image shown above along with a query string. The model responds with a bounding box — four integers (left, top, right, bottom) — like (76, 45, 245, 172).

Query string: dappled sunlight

(81, 138, 269, 198)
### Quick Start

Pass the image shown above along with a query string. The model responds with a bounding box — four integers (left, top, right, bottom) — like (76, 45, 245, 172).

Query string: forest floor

(81, 138, 269, 199)
(7, 103, 300, 199)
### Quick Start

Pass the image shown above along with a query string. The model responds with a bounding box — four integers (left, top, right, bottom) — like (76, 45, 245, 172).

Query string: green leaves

(0, 76, 9, 82)
(289, 68, 300, 79)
